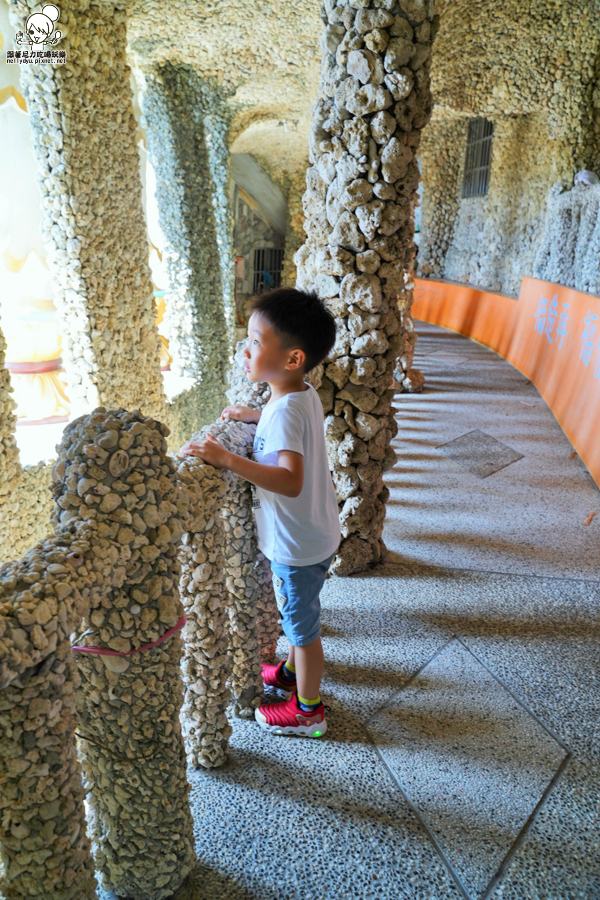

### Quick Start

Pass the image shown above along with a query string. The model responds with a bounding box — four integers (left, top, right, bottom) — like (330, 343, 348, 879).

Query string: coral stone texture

(295, 0, 434, 574)
(0, 529, 97, 900)
(175, 419, 280, 768)
(6, 0, 166, 421)
(534, 182, 600, 295)
(140, 64, 235, 444)
(51, 409, 195, 899)
(417, 0, 600, 295)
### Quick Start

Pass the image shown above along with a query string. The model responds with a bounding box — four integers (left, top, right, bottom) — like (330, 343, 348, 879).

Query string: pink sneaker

(261, 661, 296, 698)
(255, 693, 328, 738)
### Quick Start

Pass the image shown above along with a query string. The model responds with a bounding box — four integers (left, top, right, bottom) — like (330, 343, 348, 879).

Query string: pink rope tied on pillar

(72, 614, 187, 657)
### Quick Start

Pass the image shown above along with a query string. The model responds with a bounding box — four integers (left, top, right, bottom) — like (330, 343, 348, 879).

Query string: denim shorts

(270, 554, 335, 647)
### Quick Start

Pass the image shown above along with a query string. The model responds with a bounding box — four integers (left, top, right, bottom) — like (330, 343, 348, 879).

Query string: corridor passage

(169, 323, 600, 900)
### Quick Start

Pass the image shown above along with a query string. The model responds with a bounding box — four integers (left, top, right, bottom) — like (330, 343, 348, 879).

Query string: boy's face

(244, 313, 305, 384)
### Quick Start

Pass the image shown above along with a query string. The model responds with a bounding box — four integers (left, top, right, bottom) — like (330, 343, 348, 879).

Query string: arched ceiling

(124, 0, 600, 181)
(126, 0, 323, 180)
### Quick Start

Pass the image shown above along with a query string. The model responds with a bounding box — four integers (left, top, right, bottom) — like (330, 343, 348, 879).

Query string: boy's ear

(285, 348, 306, 371)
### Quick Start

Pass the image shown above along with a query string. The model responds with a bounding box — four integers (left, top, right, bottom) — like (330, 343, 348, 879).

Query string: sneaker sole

(262, 682, 295, 700)
(256, 717, 328, 738)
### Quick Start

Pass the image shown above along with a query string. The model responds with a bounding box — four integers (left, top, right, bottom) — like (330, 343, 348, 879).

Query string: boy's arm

(180, 436, 304, 498)
(220, 405, 261, 424)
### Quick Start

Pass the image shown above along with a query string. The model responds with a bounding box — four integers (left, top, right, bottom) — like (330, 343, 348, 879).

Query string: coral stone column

(0, 530, 97, 900)
(281, 166, 311, 288)
(7, 0, 166, 420)
(295, 0, 436, 575)
(176, 455, 232, 769)
(140, 64, 235, 445)
(51, 409, 195, 899)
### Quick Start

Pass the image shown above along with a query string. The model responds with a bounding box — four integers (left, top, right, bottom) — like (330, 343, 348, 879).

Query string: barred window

(462, 117, 494, 198)
(253, 248, 284, 293)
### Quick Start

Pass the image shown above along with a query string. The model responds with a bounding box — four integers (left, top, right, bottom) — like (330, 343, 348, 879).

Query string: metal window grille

(462, 117, 494, 198)
(253, 248, 284, 293)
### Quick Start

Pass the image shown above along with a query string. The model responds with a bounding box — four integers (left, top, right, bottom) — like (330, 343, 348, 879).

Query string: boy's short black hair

(249, 287, 337, 372)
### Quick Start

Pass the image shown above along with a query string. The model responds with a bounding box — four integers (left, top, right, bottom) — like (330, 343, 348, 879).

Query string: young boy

(181, 287, 340, 737)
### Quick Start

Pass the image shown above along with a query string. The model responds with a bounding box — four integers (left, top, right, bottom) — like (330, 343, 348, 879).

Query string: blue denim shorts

(270, 554, 335, 647)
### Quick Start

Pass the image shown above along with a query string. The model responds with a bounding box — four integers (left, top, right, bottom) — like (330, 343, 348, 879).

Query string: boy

(181, 287, 340, 737)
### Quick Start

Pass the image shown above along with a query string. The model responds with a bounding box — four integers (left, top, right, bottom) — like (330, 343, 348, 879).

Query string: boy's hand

(180, 434, 231, 469)
(221, 405, 261, 424)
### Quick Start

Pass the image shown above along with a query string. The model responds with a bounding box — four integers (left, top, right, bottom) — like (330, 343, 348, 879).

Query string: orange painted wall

(412, 277, 600, 490)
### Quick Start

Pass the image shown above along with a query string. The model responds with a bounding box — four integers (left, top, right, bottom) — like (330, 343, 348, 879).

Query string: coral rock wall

(7, 0, 166, 420)
(416, 115, 467, 279)
(418, 0, 600, 296)
(51, 409, 195, 900)
(281, 167, 310, 288)
(534, 182, 600, 295)
(140, 63, 234, 445)
(295, 0, 435, 575)
(0, 527, 97, 900)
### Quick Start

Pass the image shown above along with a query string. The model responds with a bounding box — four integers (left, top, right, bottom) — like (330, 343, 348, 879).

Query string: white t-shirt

(252, 384, 341, 566)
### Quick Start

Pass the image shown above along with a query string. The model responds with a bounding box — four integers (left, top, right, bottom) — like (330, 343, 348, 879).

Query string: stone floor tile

(367, 639, 567, 899)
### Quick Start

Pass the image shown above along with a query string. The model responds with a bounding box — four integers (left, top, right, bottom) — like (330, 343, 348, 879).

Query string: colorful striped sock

(280, 661, 296, 683)
(298, 695, 321, 713)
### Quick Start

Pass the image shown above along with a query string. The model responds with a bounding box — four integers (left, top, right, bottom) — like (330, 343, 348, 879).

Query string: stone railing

(0, 400, 280, 896)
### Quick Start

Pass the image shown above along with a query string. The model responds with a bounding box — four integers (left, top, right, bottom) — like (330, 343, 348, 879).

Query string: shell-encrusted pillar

(6, 0, 166, 420)
(225, 345, 281, 664)
(140, 63, 234, 445)
(184, 420, 265, 718)
(176, 457, 232, 769)
(51, 408, 195, 900)
(0, 529, 97, 900)
(281, 166, 311, 288)
(295, 0, 436, 576)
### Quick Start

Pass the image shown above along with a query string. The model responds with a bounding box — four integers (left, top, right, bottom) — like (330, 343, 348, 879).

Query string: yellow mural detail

(10, 370, 70, 421)
(0, 86, 27, 113)
(2, 249, 50, 273)
(3, 249, 28, 273)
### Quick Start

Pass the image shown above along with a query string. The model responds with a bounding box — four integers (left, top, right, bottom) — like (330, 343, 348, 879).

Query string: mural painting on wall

(0, 6, 171, 424)
(0, 1, 69, 423)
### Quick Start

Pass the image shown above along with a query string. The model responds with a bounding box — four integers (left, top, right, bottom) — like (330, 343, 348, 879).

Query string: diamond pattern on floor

(366, 639, 568, 900)
(438, 430, 524, 478)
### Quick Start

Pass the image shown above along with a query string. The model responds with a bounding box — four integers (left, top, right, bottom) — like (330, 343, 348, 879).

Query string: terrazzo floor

(117, 322, 600, 900)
